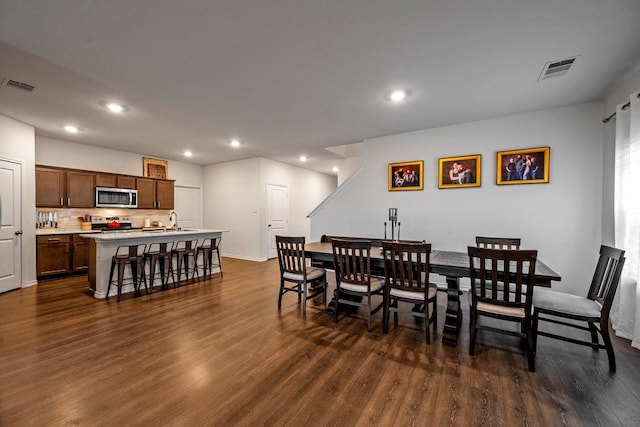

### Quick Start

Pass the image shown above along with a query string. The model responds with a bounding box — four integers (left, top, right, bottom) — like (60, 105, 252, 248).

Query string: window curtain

(612, 91, 640, 349)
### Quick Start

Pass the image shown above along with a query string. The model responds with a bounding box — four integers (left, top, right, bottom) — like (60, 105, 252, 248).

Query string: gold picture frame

(388, 160, 424, 191)
(438, 154, 481, 189)
(143, 157, 169, 179)
(497, 147, 550, 185)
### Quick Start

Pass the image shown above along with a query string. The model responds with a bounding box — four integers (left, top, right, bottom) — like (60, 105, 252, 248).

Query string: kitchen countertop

(80, 228, 227, 240)
(36, 229, 102, 236)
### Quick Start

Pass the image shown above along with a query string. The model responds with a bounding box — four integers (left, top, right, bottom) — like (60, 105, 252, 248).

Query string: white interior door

(0, 159, 22, 293)
(174, 185, 202, 229)
(267, 183, 289, 259)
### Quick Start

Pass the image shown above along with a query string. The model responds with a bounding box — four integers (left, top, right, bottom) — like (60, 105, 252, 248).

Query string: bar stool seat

(170, 239, 199, 286)
(195, 237, 223, 280)
(106, 244, 147, 302)
(144, 242, 174, 293)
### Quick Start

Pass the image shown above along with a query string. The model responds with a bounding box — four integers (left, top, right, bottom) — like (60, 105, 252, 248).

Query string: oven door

(95, 187, 138, 208)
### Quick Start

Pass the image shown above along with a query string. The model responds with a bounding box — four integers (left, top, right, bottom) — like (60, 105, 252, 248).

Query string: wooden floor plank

(1, 257, 639, 426)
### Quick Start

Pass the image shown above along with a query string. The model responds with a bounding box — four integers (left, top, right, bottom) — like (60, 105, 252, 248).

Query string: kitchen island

(81, 229, 226, 299)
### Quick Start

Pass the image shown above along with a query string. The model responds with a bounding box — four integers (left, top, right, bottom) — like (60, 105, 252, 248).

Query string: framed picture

(438, 154, 481, 189)
(388, 160, 424, 191)
(497, 147, 550, 185)
(143, 157, 169, 179)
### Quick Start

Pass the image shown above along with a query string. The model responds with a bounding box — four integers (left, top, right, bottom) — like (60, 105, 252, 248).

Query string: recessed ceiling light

(184, 151, 193, 158)
(105, 102, 125, 113)
(64, 125, 79, 133)
(387, 89, 409, 103)
(229, 139, 241, 148)
(299, 155, 308, 162)
(332, 166, 339, 173)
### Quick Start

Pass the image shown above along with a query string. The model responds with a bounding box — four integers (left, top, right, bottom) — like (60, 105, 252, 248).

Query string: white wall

(35, 137, 204, 188)
(0, 115, 37, 287)
(203, 157, 335, 261)
(311, 102, 604, 296)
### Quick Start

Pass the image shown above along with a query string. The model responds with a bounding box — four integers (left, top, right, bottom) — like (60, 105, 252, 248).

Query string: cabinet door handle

(60, 197, 63, 206)
(48, 238, 61, 243)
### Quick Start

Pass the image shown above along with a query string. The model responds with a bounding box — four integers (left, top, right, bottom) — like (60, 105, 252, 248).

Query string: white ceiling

(1, 1, 639, 175)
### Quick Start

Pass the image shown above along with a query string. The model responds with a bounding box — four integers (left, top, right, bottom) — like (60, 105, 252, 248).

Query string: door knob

(15, 230, 23, 235)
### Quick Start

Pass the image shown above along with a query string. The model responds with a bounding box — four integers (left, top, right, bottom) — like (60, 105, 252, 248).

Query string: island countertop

(80, 228, 227, 241)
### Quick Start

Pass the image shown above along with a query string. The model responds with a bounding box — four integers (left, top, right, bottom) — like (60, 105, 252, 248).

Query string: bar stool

(106, 244, 148, 302)
(195, 237, 223, 279)
(144, 242, 174, 293)
(170, 239, 199, 286)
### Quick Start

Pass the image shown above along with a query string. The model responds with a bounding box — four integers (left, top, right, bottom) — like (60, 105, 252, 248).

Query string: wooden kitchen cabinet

(36, 166, 66, 207)
(136, 178, 156, 209)
(37, 235, 72, 277)
(156, 179, 174, 209)
(95, 173, 137, 189)
(72, 234, 90, 272)
(67, 170, 95, 208)
(137, 178, 174, 209)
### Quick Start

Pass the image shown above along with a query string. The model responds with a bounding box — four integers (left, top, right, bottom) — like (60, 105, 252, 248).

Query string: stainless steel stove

(90, 216, 142, 232)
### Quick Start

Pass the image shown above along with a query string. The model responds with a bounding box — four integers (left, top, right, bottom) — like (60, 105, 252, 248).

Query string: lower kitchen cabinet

(37, 234, 91, 278)
(72, 234, 90, 272)
(37, 235, 71, 277)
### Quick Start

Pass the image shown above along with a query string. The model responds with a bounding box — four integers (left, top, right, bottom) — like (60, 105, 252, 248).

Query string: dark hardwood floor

(1, 258, 639, 426)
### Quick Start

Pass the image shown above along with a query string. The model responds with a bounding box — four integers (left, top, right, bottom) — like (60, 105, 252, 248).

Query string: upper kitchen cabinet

(66, 170, 95, 208)
(36, 166, 66, 207)
(156, 180, 174, 209)
(95, 173, 136, 189)
(36, 165, 94, 208)
(137, 178, 174, 209)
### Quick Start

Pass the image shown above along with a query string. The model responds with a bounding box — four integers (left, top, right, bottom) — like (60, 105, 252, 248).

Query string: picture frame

(438, 154, 482, 189)
(388, 160, 424, 191)
(496, 147, 550, 185)
(143, 157, 169, 179)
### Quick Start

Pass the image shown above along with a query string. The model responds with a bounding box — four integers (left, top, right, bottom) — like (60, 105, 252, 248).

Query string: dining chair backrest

(468, 246, 537, 309)
(331, 239, 373, 287)
(475, 236, 521, 250)
(275, 236, 307, 275)
(382, 241, 431, 294)
(588, 245, 626, 316)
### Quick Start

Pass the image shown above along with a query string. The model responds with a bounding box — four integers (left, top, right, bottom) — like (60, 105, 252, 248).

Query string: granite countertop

(79, 229, 227, 240)
(36, 229, 102, 236)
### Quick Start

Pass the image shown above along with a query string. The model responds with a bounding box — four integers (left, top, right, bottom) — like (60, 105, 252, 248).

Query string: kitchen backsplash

(36, 208, 174, 231)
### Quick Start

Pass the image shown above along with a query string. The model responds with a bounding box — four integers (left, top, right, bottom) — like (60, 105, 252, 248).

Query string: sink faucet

(170, 211, 178, 230)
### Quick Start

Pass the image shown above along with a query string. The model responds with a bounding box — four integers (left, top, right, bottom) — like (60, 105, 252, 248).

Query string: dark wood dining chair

(331, 239, 384, 332)
(468, 246, 538, 371)
(382, 241, 438, 343)
(476, 236, 521, 250)
(276, 236, 326, 314)
(532, 245, 625, 372)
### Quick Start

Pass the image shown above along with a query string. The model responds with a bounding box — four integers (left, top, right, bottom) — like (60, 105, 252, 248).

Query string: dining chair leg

(302, 280, 308, 315)
(469, 307, 477, 355)
(527, 319, 535, 372)
(366, 294, 372, 332)
(532, 308, 539, 353)
(424, 301, 431, 344)
(333, 289, 339, 324)
(600, 318, 616, 372)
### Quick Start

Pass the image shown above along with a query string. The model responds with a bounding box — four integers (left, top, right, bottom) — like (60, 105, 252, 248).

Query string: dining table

(304, 240, 562, 346)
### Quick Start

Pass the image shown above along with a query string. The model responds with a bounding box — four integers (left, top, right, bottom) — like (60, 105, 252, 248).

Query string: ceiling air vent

(4, 78, 36, 92)
(538, 57, 577, 81)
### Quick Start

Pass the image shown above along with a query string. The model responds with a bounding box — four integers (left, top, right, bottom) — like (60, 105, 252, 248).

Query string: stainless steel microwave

(95, 186, 138, 208)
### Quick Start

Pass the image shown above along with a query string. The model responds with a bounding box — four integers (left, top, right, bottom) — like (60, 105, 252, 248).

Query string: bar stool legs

(144, 242, 174, 294)
(106, 244, 148, 302)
